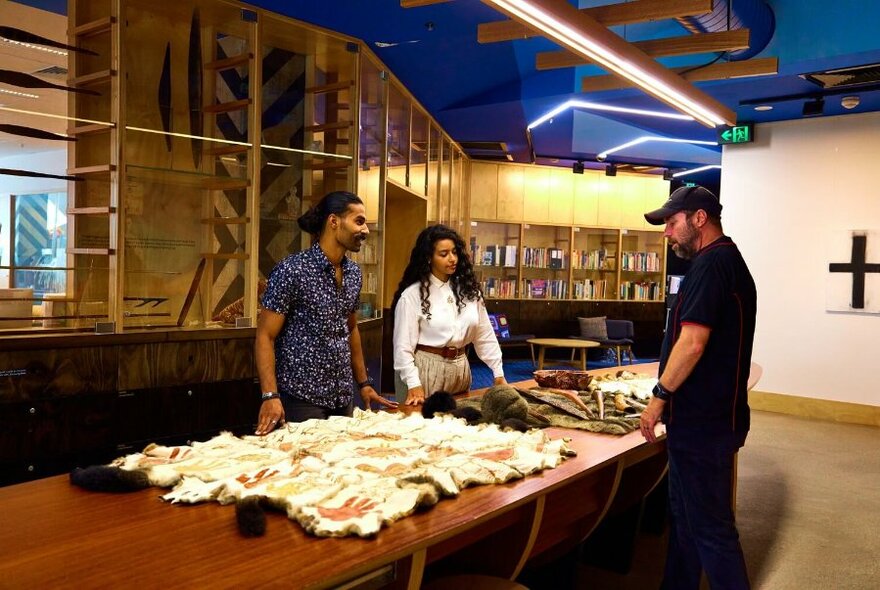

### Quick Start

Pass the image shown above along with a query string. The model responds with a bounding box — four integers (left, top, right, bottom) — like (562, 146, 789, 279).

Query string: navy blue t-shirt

(660, 236, 757, 450)
(261, 243, 361, 408)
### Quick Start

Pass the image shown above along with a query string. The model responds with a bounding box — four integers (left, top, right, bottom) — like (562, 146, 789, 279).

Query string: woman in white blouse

(392, 224, 506, 405)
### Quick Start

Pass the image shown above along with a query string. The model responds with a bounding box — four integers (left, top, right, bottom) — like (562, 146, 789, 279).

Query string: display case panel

(450, 147, 463, 233)
(439, 138, 451, 224)
(353, 54, 386, 320)
(386, 83, 409, 188)
(619, 229, 665, 301)
(410, 107, 428, 196)
(469, 221, 520, 299)
(572, 227, 619, 301)
(122, 0, 256, 328)
(521, 224, 570, 300)
(426, 124, 441, 224)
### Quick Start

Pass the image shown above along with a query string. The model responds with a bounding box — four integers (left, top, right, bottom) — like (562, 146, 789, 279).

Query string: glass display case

(410, 107, 428, 196)
(619, 228, 665, 301)
(426, 124, 441, 225)
(386, 83, 409, 188)
(439, 138, 451, 224)
(572, 227, 619, 300)
(353, 53, 386, 319)
(2, 0, 466, 334)
(521, 224, 570, 300)
(469, 221, 519, 299)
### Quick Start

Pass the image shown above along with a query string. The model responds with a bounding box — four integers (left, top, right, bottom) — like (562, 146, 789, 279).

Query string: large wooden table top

(0, 364, 663, 589)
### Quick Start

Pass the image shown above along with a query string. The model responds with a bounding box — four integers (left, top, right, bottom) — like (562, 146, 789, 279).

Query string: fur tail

(69, 465, 151, 492)
(422, 390, 456, 418)
(236, 496, 267, 537)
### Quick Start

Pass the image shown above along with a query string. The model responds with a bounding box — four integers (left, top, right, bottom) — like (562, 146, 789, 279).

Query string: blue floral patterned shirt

(261, 242, 362, 408)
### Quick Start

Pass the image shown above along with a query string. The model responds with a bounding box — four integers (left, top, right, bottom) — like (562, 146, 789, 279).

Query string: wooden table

(527, 337, 599, 371)
(0, 365, 666, 589)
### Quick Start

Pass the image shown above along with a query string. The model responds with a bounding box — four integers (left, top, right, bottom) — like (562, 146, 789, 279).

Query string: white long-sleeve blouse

(393, 274, 504, 390)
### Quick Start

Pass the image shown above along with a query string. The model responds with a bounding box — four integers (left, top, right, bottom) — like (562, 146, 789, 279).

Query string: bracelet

(261, 391, 280, 401)
(652, 382, 672, 401)
(357, 377, 374, 389)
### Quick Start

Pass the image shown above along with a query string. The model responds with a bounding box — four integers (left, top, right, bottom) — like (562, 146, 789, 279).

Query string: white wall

(721, 112, 880, 406)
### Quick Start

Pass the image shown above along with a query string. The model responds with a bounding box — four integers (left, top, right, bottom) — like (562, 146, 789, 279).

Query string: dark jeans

(281, 393, 353, 423)
(662, 443, 750, 590)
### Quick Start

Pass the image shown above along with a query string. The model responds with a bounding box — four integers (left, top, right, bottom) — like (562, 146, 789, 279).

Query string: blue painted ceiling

(16, 0, 880, 176)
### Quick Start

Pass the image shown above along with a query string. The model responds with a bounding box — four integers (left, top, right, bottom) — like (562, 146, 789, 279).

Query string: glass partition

(410, 107, 428, 195)
(353, 53, 386, 319)
(427, 124, 441, 224)
(386, 83, 409, 188)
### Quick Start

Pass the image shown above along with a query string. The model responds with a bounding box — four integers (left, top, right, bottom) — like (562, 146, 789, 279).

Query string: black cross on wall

(829, 235, 880, 309)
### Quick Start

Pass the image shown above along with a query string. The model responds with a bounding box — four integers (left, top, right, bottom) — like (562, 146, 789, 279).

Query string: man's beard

(671, 220, 699, 259)
(343, 233, 366, 252)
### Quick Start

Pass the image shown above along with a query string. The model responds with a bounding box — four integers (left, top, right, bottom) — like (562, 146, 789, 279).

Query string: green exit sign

(717, 122, 754, 145)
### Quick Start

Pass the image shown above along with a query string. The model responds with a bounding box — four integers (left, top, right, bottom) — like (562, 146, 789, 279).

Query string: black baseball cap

(644, 185, 722, 225)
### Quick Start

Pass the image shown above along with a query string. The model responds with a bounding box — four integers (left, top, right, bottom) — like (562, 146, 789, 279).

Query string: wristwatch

(652, 382, 672, 401)
(261, 391, 280, 401)
(357, 377, 375, 389)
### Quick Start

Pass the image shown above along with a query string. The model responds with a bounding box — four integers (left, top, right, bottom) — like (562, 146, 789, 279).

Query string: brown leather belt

(416, 344, 466, 359)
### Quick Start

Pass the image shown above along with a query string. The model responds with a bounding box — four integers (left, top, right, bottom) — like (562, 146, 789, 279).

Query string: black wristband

(261, 391, 280, 401)
(357, 377, 374, 389)
(652, 382, 672, 401)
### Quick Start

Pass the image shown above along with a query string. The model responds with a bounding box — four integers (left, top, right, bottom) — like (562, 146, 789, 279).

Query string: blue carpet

(471, 350, 657, 389)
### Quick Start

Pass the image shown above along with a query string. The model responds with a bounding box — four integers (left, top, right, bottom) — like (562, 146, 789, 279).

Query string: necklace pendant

(447, 295, 454, 304)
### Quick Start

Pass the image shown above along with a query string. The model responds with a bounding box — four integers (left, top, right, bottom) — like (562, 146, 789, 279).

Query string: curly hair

(391, 224, 482, 320)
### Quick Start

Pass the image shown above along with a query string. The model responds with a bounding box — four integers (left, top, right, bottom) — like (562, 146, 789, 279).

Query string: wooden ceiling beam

(581, 57, 779, 92)
(537, 29, 750, 70)
(400, 0, 451, 7)
(478, 0, 714, 44)
(482, 0, 735, 125)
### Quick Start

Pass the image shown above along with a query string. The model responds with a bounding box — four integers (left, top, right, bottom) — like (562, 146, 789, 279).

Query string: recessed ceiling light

(754, 105, 773, 112)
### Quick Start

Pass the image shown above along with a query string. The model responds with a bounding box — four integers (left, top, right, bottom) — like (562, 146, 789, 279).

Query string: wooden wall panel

(497, 165, 525, 222)
(619, 175, 649, 228)
(469, 162, 498, 220)
(643, 178, 670, 229)
(117, 338, 254, 390)
(0, 347, 118, 403)
(573, 171, 600, 226)
(548, 169, 574, 225)
(596, 176, 621, 227)
(523, 167, 550, 223)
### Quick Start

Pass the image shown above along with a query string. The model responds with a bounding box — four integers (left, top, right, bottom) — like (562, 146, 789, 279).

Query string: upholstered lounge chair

(572, 318, 635, 366)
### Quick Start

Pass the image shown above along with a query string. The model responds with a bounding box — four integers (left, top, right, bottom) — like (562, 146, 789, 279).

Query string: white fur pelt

(103, 410, 574, 538)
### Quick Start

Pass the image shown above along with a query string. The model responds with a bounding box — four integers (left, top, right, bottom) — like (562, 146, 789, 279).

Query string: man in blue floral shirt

(255, 191, 396, 433)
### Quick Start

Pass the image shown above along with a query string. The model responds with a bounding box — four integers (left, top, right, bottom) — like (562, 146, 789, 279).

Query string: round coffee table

(526, 338, 599, 371)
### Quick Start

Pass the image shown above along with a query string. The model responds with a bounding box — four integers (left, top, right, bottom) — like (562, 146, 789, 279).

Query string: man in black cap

(641, 185, 757, 590)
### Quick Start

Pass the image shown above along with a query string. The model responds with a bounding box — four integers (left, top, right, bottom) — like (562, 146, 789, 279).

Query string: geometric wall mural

(827, 230, 880, 313)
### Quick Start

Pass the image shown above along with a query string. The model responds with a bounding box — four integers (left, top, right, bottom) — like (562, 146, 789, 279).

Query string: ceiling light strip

(597, 136, 717, 160)
(672, 164, 721, 178)
(484, 0, 733, 127)
(527, 99, 693, 130)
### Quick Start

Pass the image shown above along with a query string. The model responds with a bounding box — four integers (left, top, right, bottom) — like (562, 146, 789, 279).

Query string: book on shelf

(619, 280, 660, 301)
(502, 244, 517, 268)
(481, 244, 496, 266)
(621, 251, 660, 272)
(573, 279, 608, 300)
(482, 277, 516, 298)
(549, 248, 565, 269)
(520, 278, 567, 299)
